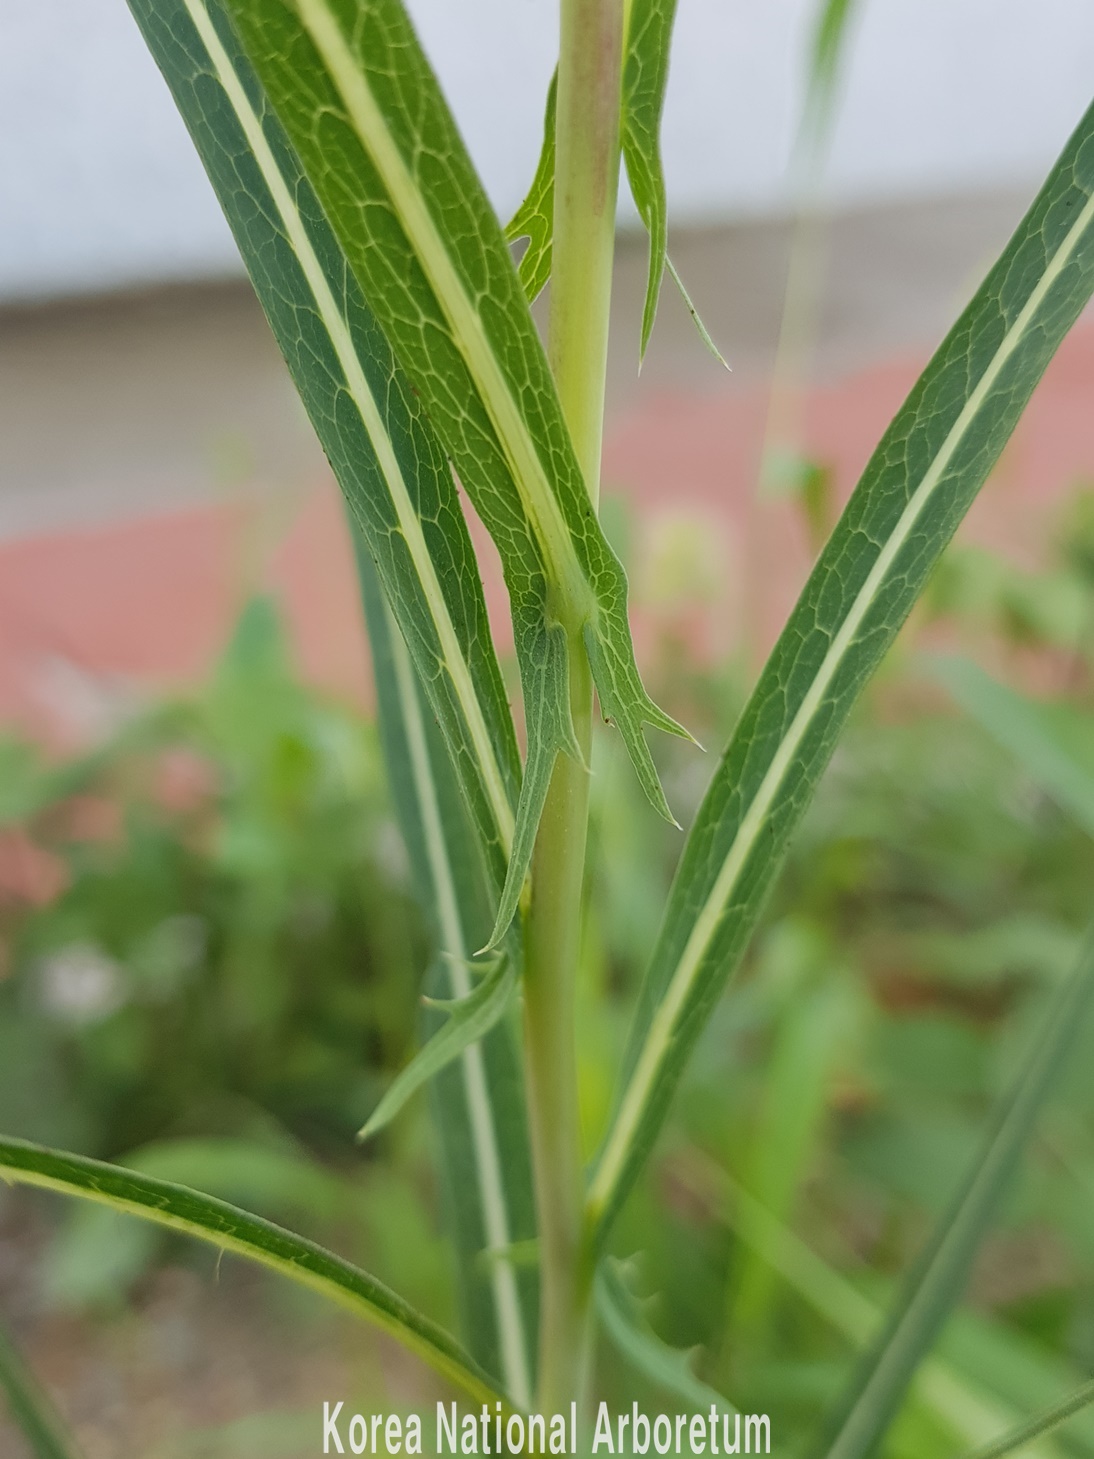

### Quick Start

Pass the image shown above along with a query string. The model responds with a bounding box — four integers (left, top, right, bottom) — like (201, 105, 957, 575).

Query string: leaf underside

(590, 96, 1094, 1241)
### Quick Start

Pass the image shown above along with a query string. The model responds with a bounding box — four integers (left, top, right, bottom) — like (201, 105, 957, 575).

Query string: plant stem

(522, 0, 626, 1416)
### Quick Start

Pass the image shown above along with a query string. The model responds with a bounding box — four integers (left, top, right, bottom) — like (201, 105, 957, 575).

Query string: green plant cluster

(4, 489, 1094, 1454)
(2, 0, 1094, 1452)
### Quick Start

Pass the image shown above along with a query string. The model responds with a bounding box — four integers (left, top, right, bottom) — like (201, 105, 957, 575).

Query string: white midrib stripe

(0, 1158, 490, 1404)
(590, 181, 1094, 1219)
(295, 0, 588, 611)
(184, 0, 514, 860)
(387, 610, 532, 1408)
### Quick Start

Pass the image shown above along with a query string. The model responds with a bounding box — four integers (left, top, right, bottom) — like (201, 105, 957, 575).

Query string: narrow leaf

(934, 656, 1094, 838)
(127, 0, 520, 916)
(802, 0, 861, 143)
(684, 1156, 1058, 1454)
(359, 954, 518, 1142)
(221, 0, 691, 945)
(621, 0, 676, 358)
(0, 1318, 82, 1459)
(962, 1379, 1094, 1459)
(589, 98, 1094, 1239)
(813, 923, 1094, 1459)
(505, 70, 557, 304)
(728, 980, 850, 1337)
(0, 1136, 507, 1409)
(596, 1259, 733, 1415)
(355, 543, 537, 1406)
(665, 257, 730, 370)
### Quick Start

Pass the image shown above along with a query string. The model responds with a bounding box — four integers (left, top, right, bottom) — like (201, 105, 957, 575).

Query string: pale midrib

(0, 1159, 494, 1406)
(184, 0, 514, 860)
(295, 0, 590, 614)
(589, 182, 1094, 1221)
(387, 610, 532, 1408)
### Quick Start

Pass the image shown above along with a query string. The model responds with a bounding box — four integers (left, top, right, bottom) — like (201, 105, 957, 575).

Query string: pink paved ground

(3, 323, 1093, 744)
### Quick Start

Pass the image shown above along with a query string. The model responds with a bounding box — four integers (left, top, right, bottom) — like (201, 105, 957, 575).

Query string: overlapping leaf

(356, 545, 537, 1404)
(0, 1136, 507, 1408)
(589, 98, 1094, 1241)
(127, 0, 519, 917)
(221, 0, 690, 945)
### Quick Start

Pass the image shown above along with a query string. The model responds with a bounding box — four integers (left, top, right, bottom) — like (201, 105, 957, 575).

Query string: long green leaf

(355, 544, 537, 1406)
(0, 1136, 507, 1409)
(963, 1380, 1094, 1459)
(934, 657, 1094, 838)
(221, 0, 690, 946)
(126, 0, 520, 918)
(813, 923, 1094, 1459)
(589, 98, 1094, 1239)
(0, 1318, 82, 1459)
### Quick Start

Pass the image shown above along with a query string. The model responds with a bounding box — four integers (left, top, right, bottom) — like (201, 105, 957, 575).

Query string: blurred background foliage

(5, 479, 1094, 1452)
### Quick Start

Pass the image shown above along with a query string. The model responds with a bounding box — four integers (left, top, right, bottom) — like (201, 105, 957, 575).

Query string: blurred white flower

(38, 942, 125, 1025)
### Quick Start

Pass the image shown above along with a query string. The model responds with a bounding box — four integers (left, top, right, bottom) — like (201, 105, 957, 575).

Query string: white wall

(2, 0, 1093, 301)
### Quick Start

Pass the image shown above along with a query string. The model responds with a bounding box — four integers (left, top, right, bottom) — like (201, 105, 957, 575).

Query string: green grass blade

(359, 954, 518, 1143)
(126, 0, 520, 917)
(0, 1136, 507, 1409)
(962, 1380, 1094, 1459)
(621, 0, 676, 359)
(596, 1259, 733, 1415)
(727, 981, 851, 1340)
(589, 98, 1094, 1239)
(355, 544, 537, 1406)
(934, 657, 1094, 838)
(221, 0, 691, 945)
(505, 70, 557, 304)
(801, 0, 861, 143)
(812, 924, 1094, 1459)
(685, 1156, 1061, 1455)
(0, 1318, 82, 1459)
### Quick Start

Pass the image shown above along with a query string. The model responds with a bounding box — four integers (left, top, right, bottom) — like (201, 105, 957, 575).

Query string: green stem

(523, 0, 625, 1416)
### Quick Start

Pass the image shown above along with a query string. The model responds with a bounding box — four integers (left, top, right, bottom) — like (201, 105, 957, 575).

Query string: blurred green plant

(2, 0, 1094, 1452)
(0, 597, 423, 1168)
